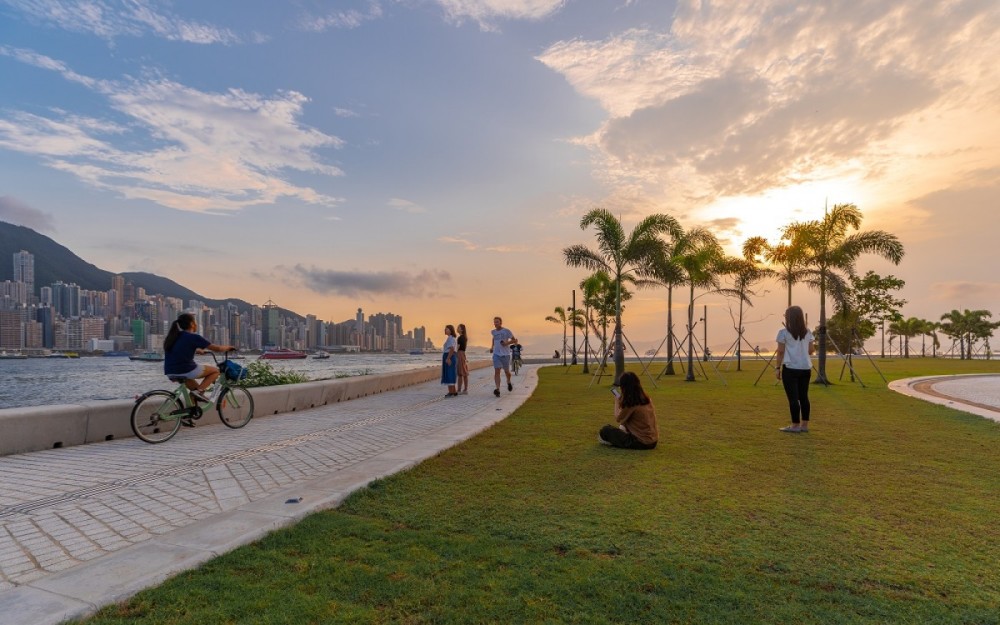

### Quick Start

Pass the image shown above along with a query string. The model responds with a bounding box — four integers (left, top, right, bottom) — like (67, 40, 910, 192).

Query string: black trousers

(781, 366, 812, 424)
(599, 425, 657, 450)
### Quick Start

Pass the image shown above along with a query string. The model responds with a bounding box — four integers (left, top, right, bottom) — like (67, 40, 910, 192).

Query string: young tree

(564, 209, 681, 383)
(888, 317, 922, 358)
(720, 247, 775, 371)
(833, 271, 906, 357)
(793, 204, 904, 384)
(545, 307, 570, 366)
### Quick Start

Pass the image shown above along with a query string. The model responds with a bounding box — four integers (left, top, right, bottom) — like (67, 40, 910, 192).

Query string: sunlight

(695, 176, 871, 253)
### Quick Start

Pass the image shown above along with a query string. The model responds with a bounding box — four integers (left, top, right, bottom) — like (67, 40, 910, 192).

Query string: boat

(102, 351, 131, 357)
(259, 347, 308, 360)
(129, 351, 164, 362)
(0, 351, 28, 360)
(312, 351, 331, 359)
(47, 352, 79, 359)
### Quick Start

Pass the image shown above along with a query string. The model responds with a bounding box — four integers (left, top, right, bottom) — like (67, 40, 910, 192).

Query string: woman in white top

(441, 325, 459, 397)
(775, 306, 816, 432)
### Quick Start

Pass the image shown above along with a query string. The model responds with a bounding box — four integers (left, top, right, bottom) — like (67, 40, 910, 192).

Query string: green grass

(79, 357, 1000, 624)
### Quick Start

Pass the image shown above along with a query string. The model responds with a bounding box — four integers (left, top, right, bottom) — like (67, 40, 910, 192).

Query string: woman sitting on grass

(598, 372, 658, 450)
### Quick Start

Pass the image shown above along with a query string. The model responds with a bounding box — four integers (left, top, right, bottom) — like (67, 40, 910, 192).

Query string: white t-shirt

(491, 328, 513, 356)
(442, 335, 457, 354)
(776, 328, 814, 370)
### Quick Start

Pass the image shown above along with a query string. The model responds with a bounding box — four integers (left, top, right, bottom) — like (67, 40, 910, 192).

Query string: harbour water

(0, 352, 496, 410)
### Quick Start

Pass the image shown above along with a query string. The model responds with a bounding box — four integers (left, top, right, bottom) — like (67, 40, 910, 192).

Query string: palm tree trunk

(815, 271, 829, 384)
(685, 284, 696, 382)
(665, 285, 676, 375)
(614, 279, 624, 384)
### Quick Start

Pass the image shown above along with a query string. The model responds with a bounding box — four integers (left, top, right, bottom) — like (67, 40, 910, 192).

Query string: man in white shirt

(490, 316, 515, 397)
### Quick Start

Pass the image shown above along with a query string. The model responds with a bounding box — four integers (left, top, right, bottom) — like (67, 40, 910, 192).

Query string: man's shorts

(492, 354, 510, 370)
(174, 364, 207, 379)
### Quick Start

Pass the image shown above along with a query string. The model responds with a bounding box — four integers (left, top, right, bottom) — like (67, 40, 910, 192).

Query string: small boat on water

(0, 351, 28, 360)
(102, 351, 131, 357)
(47, 352, 79, 359)
(259, 347, 308, 360)
(312, 351, 331, 359)
(129, 351, 164, 362)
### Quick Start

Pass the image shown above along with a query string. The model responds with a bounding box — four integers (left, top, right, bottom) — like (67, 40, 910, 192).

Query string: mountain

(0, 220, 299, 318)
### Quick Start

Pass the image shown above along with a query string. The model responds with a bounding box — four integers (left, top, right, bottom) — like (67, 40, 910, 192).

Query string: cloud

(538, 0, 1000, 204)
(439, 236, 478, 250)
(0, 196, 57, 232)
(930, 281, 1000, 303)
(3, 0, 240, 44)
(387, 198, 426, 213)
(291, 265, 452, 298)
(434, 0, 565, 29)
(296, 1, 383, 32)
(0, 48, 344, 213)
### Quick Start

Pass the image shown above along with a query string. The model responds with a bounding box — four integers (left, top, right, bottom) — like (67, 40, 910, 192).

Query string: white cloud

(388, 198, 426, 213)
(537, 0, 1000, 207)
(296, 1, 384, 32)
(434, 0, 565, 28)
(0, 49, 344, 212)
(3, 0, 240, 44)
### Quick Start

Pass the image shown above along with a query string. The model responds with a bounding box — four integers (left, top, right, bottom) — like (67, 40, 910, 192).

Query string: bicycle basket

(222, 359, 248, 381)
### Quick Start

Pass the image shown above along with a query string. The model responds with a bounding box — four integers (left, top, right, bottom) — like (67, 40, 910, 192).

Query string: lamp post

(571, 290, 578, 365)
(703, 304, 709, 362)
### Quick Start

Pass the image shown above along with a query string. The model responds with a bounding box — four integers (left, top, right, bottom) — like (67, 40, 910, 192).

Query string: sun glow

(695, 176, 871, 253)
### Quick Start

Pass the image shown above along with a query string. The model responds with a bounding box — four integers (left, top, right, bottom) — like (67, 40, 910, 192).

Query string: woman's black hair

(785, 306, 808, 341)
(164, 312, 196, 353)
(618, 371, 650, 408)
(445, 324, 456, 337)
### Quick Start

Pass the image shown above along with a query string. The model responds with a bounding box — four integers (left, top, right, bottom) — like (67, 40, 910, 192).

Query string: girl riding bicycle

(163, 312, 235, 403)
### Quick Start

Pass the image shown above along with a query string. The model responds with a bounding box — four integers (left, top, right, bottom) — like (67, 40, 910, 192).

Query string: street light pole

(703, 304, 709, 362)
(571, 289, 578, 365)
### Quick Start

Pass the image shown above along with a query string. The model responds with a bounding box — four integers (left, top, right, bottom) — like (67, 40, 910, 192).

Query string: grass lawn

(79, 357, 1000, 624)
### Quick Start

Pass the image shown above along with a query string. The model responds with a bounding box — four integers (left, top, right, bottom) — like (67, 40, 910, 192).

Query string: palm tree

(545, 306, 570, 366)
(939, 309, 967, 359)
(643, 236, 687, 375)
(669, 227, 729, 381)
(721, 242, 777, 371)
(888, 317, 922, 358)
(744, 230, 810, 308)
(564, 209, 681, 383)
(579, 271, 616, 373)
(793, 204, 904, 384)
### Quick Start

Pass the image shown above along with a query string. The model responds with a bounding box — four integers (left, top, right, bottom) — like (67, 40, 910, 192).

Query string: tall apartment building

(12, 250, 34, 302)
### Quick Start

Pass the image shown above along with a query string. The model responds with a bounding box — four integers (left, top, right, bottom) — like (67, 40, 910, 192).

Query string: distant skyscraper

(12, 250, 34, 300)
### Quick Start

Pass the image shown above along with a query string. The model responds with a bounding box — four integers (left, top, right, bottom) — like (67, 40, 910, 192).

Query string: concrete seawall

(0, 360, 491, 457)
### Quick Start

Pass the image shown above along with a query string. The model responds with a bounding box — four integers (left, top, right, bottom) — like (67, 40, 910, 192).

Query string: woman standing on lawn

(775, 305, 816, 432)
(598, 371, 658, 450)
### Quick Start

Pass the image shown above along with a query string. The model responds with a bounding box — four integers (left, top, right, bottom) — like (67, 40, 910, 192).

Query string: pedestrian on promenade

(775, 305, 816, 432)
(490, 316, 515, 397)
(598, 371, 658, 449)
(164, 312, 235, 405)
(442, 324, 459, 397)
(456, 323, 470, 395)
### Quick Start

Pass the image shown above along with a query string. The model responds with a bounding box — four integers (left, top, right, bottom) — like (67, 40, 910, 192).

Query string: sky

(0, 0, 998, 355)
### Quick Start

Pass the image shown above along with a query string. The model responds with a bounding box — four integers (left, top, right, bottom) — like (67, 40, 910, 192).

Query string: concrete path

(889, 373, 1000, 422)
(0, 365, 538, 625)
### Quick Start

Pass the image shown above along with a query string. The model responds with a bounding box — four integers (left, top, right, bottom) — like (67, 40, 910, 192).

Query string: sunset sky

(1, 0, 998, 355)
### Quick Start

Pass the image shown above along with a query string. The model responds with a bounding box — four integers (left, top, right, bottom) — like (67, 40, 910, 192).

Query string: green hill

(0, 220, 297, 318)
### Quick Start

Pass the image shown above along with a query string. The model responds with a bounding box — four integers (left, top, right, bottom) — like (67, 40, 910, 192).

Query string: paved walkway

(0, 365, 538, 625)
(889, 373, 1000, 422)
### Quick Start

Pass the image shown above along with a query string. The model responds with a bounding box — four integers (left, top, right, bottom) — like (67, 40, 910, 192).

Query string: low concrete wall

(0, 360, 491, 457)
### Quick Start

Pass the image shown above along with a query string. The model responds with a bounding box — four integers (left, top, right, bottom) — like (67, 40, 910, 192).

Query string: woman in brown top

(598, 372, 658, 449)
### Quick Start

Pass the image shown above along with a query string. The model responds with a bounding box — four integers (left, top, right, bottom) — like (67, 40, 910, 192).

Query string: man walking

(490, 316, 515, 397)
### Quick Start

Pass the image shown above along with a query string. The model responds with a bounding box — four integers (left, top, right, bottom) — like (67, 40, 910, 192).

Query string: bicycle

(130, 351, 255, 444)
(511, 350, 523, 376)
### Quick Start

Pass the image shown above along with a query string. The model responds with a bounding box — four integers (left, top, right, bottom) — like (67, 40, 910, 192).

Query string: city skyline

(1, 1, 998, 353)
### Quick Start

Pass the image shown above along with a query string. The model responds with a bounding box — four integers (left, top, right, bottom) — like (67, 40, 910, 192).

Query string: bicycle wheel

(131, 390, 183, 443)
(217, 385, 254, 429)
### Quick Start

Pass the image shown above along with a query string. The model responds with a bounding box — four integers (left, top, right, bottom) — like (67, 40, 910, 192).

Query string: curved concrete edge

(0, 360, 493, 457)
(888, 374, 1000, 423)
(0, 365, 538, 625)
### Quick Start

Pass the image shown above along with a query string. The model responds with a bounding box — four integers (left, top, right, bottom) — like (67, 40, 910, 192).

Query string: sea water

(0, 353, 441, 409)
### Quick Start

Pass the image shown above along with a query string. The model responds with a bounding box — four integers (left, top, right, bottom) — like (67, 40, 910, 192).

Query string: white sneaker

(191, 389, 210, 403)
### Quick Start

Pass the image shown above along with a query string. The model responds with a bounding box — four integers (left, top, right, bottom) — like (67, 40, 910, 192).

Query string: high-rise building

(111, 274, 125, 316)
(262, 300, 280, 347)
(12, 250, 34, 301)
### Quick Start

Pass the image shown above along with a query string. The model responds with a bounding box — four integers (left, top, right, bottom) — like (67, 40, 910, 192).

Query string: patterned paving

(0, 366, 534, 595)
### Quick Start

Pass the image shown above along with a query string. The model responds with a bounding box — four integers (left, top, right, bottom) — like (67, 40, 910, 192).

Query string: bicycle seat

(167, 376, 189, 383)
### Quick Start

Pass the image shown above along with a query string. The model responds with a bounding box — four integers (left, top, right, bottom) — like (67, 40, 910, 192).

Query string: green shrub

(241, 360, 310, 387)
